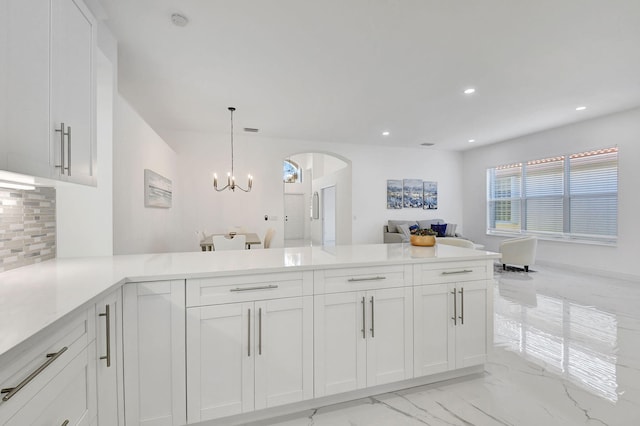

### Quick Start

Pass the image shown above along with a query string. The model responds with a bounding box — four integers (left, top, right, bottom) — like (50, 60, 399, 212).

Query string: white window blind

(569, 148, 618, 241)
(525, 156, 564, 234)
(487, 147, 618, 243)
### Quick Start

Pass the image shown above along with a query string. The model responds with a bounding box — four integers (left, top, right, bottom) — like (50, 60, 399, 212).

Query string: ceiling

(99, 0, 640, 151)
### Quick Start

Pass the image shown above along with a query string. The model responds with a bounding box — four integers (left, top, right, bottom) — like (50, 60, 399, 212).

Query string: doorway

(284, 193, 305, 247)
(322, 186, 336, 246)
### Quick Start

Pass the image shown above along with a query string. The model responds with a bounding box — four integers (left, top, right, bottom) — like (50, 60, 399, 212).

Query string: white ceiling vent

(171, 13, 189, 27)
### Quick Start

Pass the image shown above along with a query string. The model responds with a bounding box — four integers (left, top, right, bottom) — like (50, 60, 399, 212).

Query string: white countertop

(0, 243, 499, 360)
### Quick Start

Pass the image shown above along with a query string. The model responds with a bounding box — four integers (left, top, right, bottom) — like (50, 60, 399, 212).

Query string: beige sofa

(383, 219, 466, 244)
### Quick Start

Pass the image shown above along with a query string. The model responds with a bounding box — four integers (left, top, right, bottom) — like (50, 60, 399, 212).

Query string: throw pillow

(430, 224, 447, 237)
(409, 224, 419, 234)
(397, 224, 412, 240)
(417, 219, 444, 229)
(445, 223, 457, 237)
(388, 220, 417, 233)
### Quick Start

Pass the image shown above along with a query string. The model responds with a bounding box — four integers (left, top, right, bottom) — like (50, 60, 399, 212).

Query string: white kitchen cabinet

(0, 0, 96, 185)
(51, 0, 96, 185)
(4, 344, 96, 425)
(95, 290, 123, 425)
(314, 286, 413, 397)
(122, 281, 186, 426)
(186, 296, 313, 423)
(0, 308, 96, 426)
(414, 280, 488, 377)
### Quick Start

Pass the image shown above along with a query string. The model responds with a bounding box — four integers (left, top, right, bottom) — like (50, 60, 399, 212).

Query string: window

(487, 147, 618, 243)
(283, 160, 302, 183)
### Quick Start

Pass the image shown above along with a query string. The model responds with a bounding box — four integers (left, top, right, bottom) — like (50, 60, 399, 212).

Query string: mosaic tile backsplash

(0, 187, 56, 273)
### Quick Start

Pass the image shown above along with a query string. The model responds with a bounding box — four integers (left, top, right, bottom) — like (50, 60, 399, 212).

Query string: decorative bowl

(410, 235, 436, 247)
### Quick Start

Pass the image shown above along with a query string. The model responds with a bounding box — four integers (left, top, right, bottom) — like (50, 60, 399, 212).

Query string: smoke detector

(171, 13, 189, 27)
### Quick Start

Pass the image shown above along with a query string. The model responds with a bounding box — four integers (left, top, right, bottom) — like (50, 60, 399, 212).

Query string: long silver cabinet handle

(361, 297, 366, 339)
(441, 270, 473, 275)
(370, 296, 375, 338)
(99, 304, 111, 367)
(55, 122, 66, 174)
(1, 346, 68, 401)
(247, 308, 251, 357)
(348, 276, 386, 282)
(231, 285, 278, 292)
(451, 288, 457, 325)
(258, 308, 263, 355)
(458, 288, 464, 325)
(67, 125, 72, 176)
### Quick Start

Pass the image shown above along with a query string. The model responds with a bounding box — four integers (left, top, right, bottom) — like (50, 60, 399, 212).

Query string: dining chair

(263, 228, 276, 249)
(212, 234, 247, 251)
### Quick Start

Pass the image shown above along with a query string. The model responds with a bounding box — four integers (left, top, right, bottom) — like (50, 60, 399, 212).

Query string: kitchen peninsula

(0, 244, 499, 425)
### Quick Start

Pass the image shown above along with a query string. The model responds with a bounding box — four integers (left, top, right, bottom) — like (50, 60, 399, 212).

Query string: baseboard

(198, 365, 485, 426)
(537, 259, 640, 283)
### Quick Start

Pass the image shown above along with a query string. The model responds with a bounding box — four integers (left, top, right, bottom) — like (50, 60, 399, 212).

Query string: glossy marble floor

(253, 264, 640, 426)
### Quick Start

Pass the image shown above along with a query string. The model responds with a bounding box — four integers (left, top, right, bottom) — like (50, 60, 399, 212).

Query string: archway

(282, 152, 352, 247)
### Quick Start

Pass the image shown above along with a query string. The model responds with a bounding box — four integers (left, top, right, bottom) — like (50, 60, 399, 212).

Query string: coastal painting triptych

(387, 179, 438, 210)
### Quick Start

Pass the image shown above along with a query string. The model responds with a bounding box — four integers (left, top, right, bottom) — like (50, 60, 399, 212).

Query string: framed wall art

(386, 179, 403, 209)
(403, 179, 423, 208)
(423, 181, 438, 209)
(144, 169, 172, 208)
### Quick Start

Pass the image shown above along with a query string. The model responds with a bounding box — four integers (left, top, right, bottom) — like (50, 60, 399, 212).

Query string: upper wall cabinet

(0, 0, 97, 186)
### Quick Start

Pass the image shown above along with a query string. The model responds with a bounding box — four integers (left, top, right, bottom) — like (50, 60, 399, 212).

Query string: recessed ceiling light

(464, 88, 476, 95)
(382, 131, 390, 136)
(576, 106, 587, 111)
(468, 139, 476, 143)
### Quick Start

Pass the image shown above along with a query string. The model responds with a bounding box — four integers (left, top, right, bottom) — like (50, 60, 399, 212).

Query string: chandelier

(213, 107, 253, 192)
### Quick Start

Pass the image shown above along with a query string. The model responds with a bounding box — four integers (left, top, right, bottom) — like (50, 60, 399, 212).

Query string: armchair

(499, 236, 537, 272)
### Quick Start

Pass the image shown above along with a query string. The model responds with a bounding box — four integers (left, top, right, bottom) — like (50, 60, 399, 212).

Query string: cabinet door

(254, 296, 313, 410)
(95, 289, 123, 425)
(454, 281, 488, 368)
(365, 287, 413, 386)
(122, 280, 186, 426)
(51, 0, 96, 185)
(6, 344, 96, 426)
(414, 284, 455, 376)
(186, 302, 254, 423)
(0, 0, 52, 177)
(314, 291, 366, 397)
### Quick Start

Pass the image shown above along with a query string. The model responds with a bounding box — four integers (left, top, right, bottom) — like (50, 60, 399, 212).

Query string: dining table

(199, 233, 262, 251)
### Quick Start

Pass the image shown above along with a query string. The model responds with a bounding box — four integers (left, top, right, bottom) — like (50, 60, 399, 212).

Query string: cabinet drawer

(4, 344, 95, 426)
(187, 271, 313, 307)
(0, 309, 93, 423)
(314, 265, 411, 294)
(417, 261, 487, 285)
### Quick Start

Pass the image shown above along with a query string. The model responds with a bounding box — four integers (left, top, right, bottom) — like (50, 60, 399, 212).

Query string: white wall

(112, 95, 180, 254)
(165, 130, 464, 252)
(462, 107, 640, 279)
